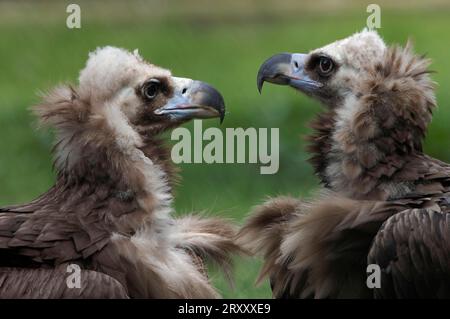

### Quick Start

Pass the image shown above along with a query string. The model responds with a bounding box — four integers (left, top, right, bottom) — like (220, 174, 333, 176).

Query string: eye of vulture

(239, 30, 450, 298)
(0, 46, 239, 299)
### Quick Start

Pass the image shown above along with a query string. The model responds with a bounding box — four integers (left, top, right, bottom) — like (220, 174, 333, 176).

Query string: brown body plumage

(239, 30, 450, 298)
(0, 47, 239, 298)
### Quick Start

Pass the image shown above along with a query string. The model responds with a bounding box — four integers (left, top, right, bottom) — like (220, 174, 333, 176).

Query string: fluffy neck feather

(35, 85, 178, 217)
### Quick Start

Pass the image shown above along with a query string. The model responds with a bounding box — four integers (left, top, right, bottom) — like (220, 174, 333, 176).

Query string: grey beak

(257, 53, 293, 93)
(155, 79, 225, 123)
(189, 82, 226, 123)
(257, 52, 323, 93)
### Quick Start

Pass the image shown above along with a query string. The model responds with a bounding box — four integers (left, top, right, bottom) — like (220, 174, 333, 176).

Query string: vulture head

(257, 30, 436, 199)
(78, 46, 225, 131)
(35, 47, 224, 183)
(257, 30, 388, 106)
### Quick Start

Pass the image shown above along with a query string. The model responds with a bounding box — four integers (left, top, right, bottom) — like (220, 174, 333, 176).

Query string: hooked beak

(257, 53, 323, 93)
(155, 77, 225, 123)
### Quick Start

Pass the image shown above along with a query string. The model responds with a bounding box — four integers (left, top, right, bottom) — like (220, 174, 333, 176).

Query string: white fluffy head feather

(311, 29, 387, 71)
(78, 46, 171, 104)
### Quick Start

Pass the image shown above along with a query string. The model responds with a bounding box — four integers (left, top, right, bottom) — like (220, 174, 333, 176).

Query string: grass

(0, 1, 450, 298)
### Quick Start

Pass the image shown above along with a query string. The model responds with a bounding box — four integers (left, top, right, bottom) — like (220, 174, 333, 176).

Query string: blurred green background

(0, 0, 450, 298)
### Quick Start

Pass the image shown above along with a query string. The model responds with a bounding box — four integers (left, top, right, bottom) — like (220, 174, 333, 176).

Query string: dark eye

(143, 79, 160, 100)
(318, 56, 334, 75)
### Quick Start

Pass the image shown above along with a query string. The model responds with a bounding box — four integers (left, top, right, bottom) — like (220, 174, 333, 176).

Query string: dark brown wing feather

(0, 265, 129, 298)
(368, 205, 450, 298)
(0, 180, 136, 269)
(236, 196, 304, 297)
(239, 180, 450, 299)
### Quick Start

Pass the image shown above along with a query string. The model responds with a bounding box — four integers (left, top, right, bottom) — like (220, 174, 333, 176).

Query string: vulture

(238, 30, 450, 298)
(0, 46, 239, 298)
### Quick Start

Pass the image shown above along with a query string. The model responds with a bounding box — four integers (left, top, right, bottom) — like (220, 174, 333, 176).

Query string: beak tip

(257, 77, 264, 94)
(256, 52, 294, 92)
